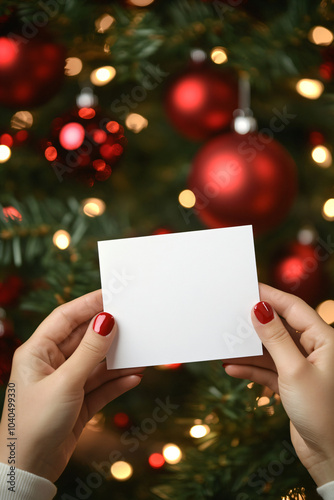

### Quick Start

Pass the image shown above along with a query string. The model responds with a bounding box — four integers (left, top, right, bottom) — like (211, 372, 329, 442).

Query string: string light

(110, 461, 133, 481)
(257, 396, 270, 407)
(65, 57, 83, 76)
(11, 111, 33, 129)
(76, 88, 97, 108)
(322, 198, 334, 220)
(148, 453, 165, 469)
(90, 66, 116, 86)
(59, 122, 85, 150)
(316, 300, 334, 324)
(125, 113, 148, 133)
(162, 444, 182, 464)
(0, 134, 13, 148)
(95, 14, 115, 33)
(178, 189, 196, 208)
(45, 146, 58, 161)
(190, 424, 210, 438)
(308, 26, 333, 46)
(311, 145, 332, 167)
(82, 198, 106, 217)
(128, 0, 155, 5)
(0, 145, 11, 163)
(296, 79, 324, 99)
(53, 230, 71, 250)
(210, 47, 228, 64)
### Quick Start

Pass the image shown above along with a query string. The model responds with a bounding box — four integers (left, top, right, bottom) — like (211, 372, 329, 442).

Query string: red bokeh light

(173, 78, 206, 112)
(164, 363, 182, 369)
(113, 412, 130, 428)
(93, 159, 106, 171)
(16, 130, 28, 142)
(309, 131, 325, 146)
(92, 129, 107, 144)
(106, 121, 120, 133)
(148, 453, 165, 469)
(78, 108, 96, 119)
(0, 134, 13, 148)
(45, 146, 58, 161)
(59, 122, 85, 150)
(2, 206, 22, 222)
(0, 38, 17, 68)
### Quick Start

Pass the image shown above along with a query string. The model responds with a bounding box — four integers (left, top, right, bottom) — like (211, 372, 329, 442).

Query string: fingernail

(93, 313, 115, 336)
(222, 363, 229, 368)
(254, 301, 274, 324)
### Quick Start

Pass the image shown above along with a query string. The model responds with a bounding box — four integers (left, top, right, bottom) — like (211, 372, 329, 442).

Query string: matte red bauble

(188, 132, 297, 234)
(271, 242, 328, 306)
(0, 33, 66, 108)
(165, 66, 238, 141)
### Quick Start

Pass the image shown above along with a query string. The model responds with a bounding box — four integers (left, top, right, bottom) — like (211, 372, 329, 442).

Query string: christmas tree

(0, 0, 333, 498)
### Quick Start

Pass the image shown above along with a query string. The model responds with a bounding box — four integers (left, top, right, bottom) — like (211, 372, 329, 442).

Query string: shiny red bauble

(188, 132, 298, 235)
(271, 242, 328, 306)
(165, 66, 238, 141)
(0, 33, 66, 108)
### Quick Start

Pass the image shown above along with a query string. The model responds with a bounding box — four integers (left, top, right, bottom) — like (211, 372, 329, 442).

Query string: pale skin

(0, 290, 143, 483)
(223, 283, 334, 487)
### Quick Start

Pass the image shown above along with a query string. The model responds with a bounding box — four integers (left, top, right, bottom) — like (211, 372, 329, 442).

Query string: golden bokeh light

(210, 47, 228, 64)
(128, 0, 155, 5)
(82, 198, 106, 217)
(308, 26, 333, 46)
(65, 57, 83, 76)
(53, 230, 71, 250)
(110, 461, 133, 481)
(316, 300, 334, 324)
(311, 145, 332, 167)
(296, 79, 324, 99)
(0, 145, 11, 163)
(189, 424, 210, 438)
(90, 66, 116, 86)
(257, 396, 270, 407)
(95, 14, 115, 33)
(11, 110, 33, 129)
(125, 113, 148, 133)
(162, 444, 182, 464)
(178, 189, 196, 208)
(322, 198, 334, 220)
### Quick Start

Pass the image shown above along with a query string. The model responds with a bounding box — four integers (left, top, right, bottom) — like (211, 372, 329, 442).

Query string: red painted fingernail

(222, 363, 228, 368)
(93, 313, 115, 336)
(254, 301, 274, 324)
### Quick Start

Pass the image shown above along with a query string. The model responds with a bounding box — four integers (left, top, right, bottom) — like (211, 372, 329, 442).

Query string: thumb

(61, 312, 117, 386)
(252, 301, 306, 373)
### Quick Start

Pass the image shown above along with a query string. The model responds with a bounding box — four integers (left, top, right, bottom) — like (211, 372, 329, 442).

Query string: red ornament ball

(0, 275, 23, 307)
(45, 107, 126, 185)
(188, 132, 298, 234)
(165, 66, 238, 141)
(0, 33, 66, 108)
(271, 242, 328, 306)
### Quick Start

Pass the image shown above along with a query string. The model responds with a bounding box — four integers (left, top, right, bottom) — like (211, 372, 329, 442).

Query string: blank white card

(98, 225, 262, 369)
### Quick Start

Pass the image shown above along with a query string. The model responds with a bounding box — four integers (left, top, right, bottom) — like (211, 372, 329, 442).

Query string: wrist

(307, 458, 334, 487)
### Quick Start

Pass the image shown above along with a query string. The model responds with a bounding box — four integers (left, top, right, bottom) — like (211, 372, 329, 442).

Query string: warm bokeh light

(322, 198, 334, 220)
(296, 79, 324, 99)
(311, 145, 332, 167)
(0, 37, 17, 68)
(162, 444, 182, 464)
(45, 146, 58, 161)
(110, 461, 133, 481)
(233, 115, 257, 135)
(11, 110, 33, 129)
(316, 300, 334, 324)
(128, 0, 155, 5)
(0, 145, 11, 163)
(308, 26, 333, 46)
(247, 382, 254, 389)
(95, 13, 115, 33)
(53, 230, 71, 250)
(65, 57, 83, 76)
(90, 66, 116, 86)
(210, 47, 228, 64)
(59, 122, 85, 150)
(86, 412, 105, 431)
(257, 396, 270, 407)
(76, 87, 97, 108)
(190, 48, 206, 63)
(2, 206, 22, 222)
(82, 198, 106, 217)
(78, 107, 96, 119)
(190, 424, 210, 438)
(297, 226, 315, 245)
(125, 113, 148, 133)
(148, 453, 165, 469)
(178, 189, 196, 208)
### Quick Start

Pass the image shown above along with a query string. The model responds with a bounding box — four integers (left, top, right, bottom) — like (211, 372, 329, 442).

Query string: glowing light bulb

(82, 198, 106, 217)
(45, 146, 58, 161)
(125, 113, 148, 133)
(296, 79, 324, 99)
(0, 145, 11, 163)
(95, 14, 115, 33)
(129, 0, 155, 5)
(53, 230, 71, 250)
(233, 115, 257, 135)
(10, 111, 33, 129)
(322, 198, 334, 220)
(308, 26, 333, 46)
(162, 444, 182, 464)
(257, 396, 270, 407)
(90, 66, 116, 86)
(110, 461, 133, 481)
(178, 189, 196, 208)
(189, 424, 210, 438)
(316, 300, 334, 324)
(148, 453, 165, 469)
(210, 47, 228, 64)
(65, 57, 83, 76)
(59, 123, 85, 150)
(311, 146, 332, 167)
(0, 38, 17, 68)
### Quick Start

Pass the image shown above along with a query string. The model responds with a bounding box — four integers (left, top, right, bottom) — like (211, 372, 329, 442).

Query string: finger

(84, 362, 145, 394)
(223, 364, 279, 393)
(222, 347, 276, 372)
(83, 375, 142, 423)
(33, 290, 103, 345)
(57, 320, 90, 359)
(59, 312, 117, 386)
(252, 300, 307, 373)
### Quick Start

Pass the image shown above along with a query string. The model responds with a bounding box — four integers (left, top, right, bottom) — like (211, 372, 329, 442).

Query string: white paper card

(98, 225, 262, 369)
